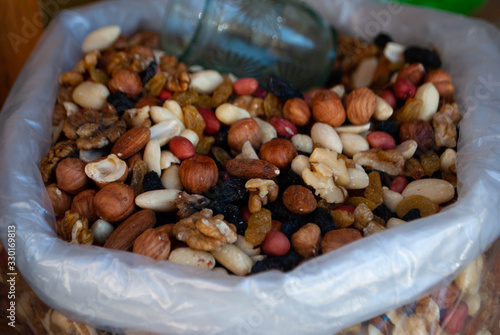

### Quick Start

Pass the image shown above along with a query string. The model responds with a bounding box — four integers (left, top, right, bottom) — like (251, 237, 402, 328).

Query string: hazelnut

(311, 89, 346, 127)
(71, 189, 98, 223)
(345, 87, 377, 125)
(133, 228, 171, 260)
(178, 155, 218, 194)
(425, 69, 455, 101)
(46, 184, 72, 216)
(227, 118, 261, 152)
(291, 223, 321, 258)
(283, 98, 311, 126)
(321, 228, 362, 254)
(282, 185, 317, 215)
(399, 119, 434, 150)
(397, 63, 426, 85)
(108, 68, 143, 97)
(85, 154, 128, 188)
(56, 157, 90, 194)
(94, 182, 136, 223)
(259, 138, 297, 170)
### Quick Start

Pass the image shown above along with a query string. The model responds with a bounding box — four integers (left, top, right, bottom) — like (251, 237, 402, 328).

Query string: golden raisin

(88, 68, 109, 85)
(183, 105, 206, 139)
(393, 98, 423, 124)
(144, 72, 167, 97)
(130, 160, 148, 195)
(245, 208, 272, 246)
(420, 151, 440, 177)
(211, 80, 233, 108)
(195, 136, 215, 155)
(344, 196, 378, 210)
(196, 94, 212, 109)
(364, 171, 383, 206)
(173, 90, 199, 106)
(330, 209, 355, 228)
(396, 195, 439, 218)
(263, 92, 283, 119)
(404, 158, 425, 180)
(211, 146, 232, 165)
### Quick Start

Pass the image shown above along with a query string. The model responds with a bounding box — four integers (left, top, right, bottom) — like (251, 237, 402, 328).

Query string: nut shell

(311, 90, 346, 127)
(227, 118, 261, 152)
(282, 185, 317, 215)
(178, 155, 218, 194)
(94, 182, 136, 223)
(345, 88, 376, 125)
(259, 138, 297, 170)
(56, 157, 90, 194)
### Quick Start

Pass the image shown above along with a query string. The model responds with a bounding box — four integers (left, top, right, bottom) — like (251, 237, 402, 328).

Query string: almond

(224, 158, 280, 179)
(103, 209, 156, 250)
(111, 126, 151, 160)
(133, 227, 171, 260)
(345, 87, 377, 125)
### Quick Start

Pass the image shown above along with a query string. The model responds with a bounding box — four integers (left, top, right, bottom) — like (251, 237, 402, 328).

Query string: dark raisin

(265, 201, 293, 222)
(265, 74, 304, 101)
(251, 251, 303, 274)
(213, 126, 230, 151)
(204, 183, 222, 200)
(281, 214, 307, 239)
(375, 120, 399, 140)
(374, 33, 393, 49)
(107, 92, 135, 117)
(304, 208, 336, 235)
(373, 204, 394, 223)
(404, 46, 442, 69)
(221, 177, 247, 202)
(296, 150, 311, 157)
(277, 170, 304, 191)
(142, 171, 164, 191)
(140, 61, 158, 86)
(402, 208, 421, 221)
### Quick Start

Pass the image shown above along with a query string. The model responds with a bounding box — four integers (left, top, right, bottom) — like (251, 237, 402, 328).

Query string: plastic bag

(1, 0, 500, 334)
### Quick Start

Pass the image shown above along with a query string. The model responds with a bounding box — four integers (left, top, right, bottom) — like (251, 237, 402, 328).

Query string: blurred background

(0, 0, 499, 109)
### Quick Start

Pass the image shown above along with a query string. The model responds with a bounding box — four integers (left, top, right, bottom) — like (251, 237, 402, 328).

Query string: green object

(378, 0, 487, 15)
(160, 0, 336, 90)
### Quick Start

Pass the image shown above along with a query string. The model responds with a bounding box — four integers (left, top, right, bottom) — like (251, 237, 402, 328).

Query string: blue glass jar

(160, 0, 337, 90)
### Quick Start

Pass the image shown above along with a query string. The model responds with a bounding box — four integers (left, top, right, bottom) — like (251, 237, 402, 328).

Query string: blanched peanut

(179, 129, 199, 147)
(291, 155, 310, 176)
(440, 148, 456, 173)
(386, 217, 407, 228)
(143, 139, 161, 175)
(150, 106, 183, 124)
(72, 81, 109, 110)
(291, 134, 313, 154)
(162, 100, 184, 124)
(253, 117, 277, 143)
(415, 82, 439, 121)
(161, 165, 183, 190)
(402, 179, 455, 204)
(311, 122, 343, 153)
(383, 187, 404, 212)
(344, 166, 369, 189)
(374, 96, 393, 121)
(135, 189, 181, 212)
(330, 84, 345, 99)
(234, 235, 261, 256)
(160, 150, 181, 170)
(189, 70, 224, 94)
(149, 119, 184, 146)
(339, 133, 369, 157)
(455, 255, 484, 295)
(352, 56, 378, 88)
(81, 25, 120, 53)
(168, 247, 216, 270)
(334, 123, 370, 134)
(210, 244, 253, 276)
(215, 103, 251, 125)
(396, 140, 418, 160)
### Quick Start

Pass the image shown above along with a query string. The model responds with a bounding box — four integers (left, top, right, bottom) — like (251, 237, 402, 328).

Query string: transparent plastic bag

(1, 0, 500, 334)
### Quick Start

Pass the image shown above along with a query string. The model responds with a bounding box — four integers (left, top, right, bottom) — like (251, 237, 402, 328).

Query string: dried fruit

(183, 105, 206, 139)
(420, 151, 440, 176)
(364, 171, 384, 206)
(211, 80, 233, 107)
(195, 136, 215, 155)
(396, 195, 439, 218)
(245, 208, 273, 246)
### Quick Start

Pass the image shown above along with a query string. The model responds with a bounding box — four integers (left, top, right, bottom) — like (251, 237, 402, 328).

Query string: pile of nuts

(38, 25, 496, 334)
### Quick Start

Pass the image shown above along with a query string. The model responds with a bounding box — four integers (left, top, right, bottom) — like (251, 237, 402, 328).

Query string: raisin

(402, 208, 421, 222)
(420, 151, 440, 177)
(130, 160, 147, 194)
(196, 94, 212, 109)
(364, 171, 384, 206)
(107, 92, 135, 117)
(195, 136, 214, 155)
(373, 204, 394, 223)
(404, 46, 442, 69)
(251, 251, 303, 274)
(221, 177, 247, 203)
(277, 170, 303, 191)
(213, 126, 230, 151)
(211, 80, 233, 108)
(144, 72, 167, 97)
(404, 158, 425, 180)
(140, 61, 157, 86)
(375, 120, 399, 140)
(183, 105, 206, 140)
(265, 74, 304, 101)
(211, 146, 232, 166)
(281, 214, 307, 239)
(222, 203, 246, 235)
(344, 196, 378, 211)
(396, 195, 439, 219)
(374, 33, 392, 49)
(265, 201, 292, 222)
(173, 90, 199, 106)
(393, 98, 423, 124)
(89, 68, 109, 85)
(142, 171, 164, 192)
(304, 208, 336, 235)
(263, 92, 283, 119)
(245, 208, 273, 246)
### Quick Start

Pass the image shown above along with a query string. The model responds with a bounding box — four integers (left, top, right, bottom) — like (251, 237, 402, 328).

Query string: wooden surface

(0, 0, 43, 110)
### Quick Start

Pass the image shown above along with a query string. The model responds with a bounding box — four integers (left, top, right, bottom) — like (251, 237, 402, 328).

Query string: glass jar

(160, 0, 336, 90)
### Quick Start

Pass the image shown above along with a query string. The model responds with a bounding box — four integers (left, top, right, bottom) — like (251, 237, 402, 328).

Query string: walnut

(56, 210, 93, 245)
(172, 208, 237, 251)
(107, 51, 131, 75)
(432, 103, 461, 149)
(40, 140, 78, 183)
(83, 50, 100, 71)
(129, 45, 155, 73)
(245, 179, 278, 213)
(62, 103, 126, 150)
(176, 191, 211, 218)
(336, 35, 380, 74)
(59, 71, 84, 87)
(353, 148, 405, 176)
(160, 54, 190, 92)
